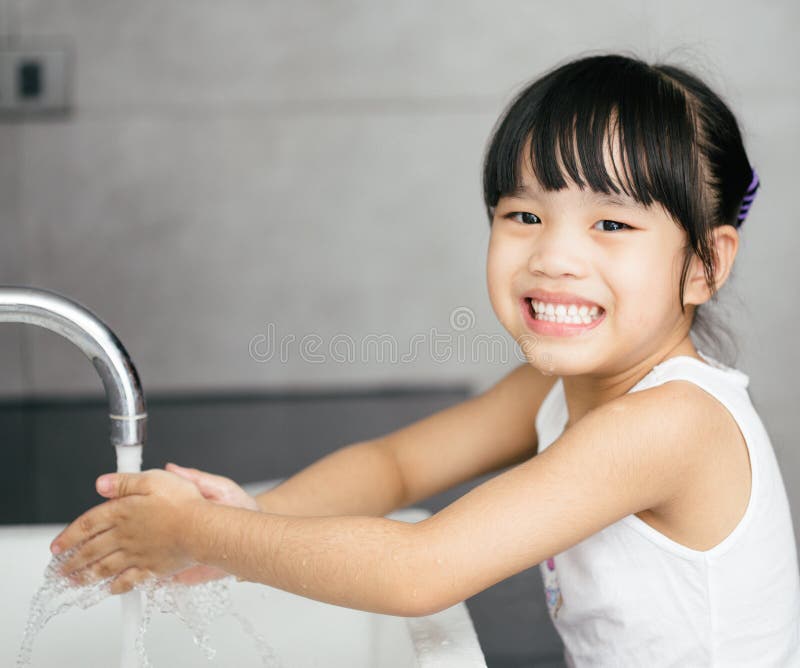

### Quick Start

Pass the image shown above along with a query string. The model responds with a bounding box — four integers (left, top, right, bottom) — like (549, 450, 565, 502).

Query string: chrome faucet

(1, 286, 148, 665)
(0, 286, 146, 448)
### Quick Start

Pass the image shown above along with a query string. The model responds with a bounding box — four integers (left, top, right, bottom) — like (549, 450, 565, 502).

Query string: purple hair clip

(736, 167, 760, 226)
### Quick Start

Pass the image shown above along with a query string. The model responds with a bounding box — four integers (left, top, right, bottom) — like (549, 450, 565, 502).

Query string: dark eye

(593, 219, 631, 232)
(507, 211, 541, 225)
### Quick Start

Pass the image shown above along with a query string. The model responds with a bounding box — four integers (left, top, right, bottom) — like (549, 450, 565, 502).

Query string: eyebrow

(509, 183, 643, 209)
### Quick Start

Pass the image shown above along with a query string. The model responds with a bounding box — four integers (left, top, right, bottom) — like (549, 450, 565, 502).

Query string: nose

(526, 223, 588, 279)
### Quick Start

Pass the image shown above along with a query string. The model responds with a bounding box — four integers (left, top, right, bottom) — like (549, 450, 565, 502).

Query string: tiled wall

(3, 0, 798, 514)
(1, 1, 796, 401)
(1, 3, 798, 665)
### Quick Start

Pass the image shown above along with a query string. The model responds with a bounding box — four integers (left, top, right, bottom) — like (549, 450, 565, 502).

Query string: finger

(51, 502, 119, 555)
(165, 462, 201, 483)
(110, 567, 152, 596)
(59, 528, 120, 577)
(165, 463, 227, 499)
(96, 472, 151, 499)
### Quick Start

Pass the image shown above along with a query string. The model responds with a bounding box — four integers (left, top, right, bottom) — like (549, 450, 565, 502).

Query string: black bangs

(482, 54, 702, 228)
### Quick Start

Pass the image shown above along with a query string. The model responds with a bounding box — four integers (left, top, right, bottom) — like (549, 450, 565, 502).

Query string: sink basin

(0, 505, 487, 667)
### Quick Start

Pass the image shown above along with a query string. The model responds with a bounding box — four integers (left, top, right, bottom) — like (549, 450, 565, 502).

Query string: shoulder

(602, 378, 740, 447)
(559, 379, 738, 512)
(601, 377, 728, 422)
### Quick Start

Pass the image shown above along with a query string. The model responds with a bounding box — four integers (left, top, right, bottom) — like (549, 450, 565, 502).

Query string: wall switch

(18, 60, 44, 99)
(0, 42, 71, 115)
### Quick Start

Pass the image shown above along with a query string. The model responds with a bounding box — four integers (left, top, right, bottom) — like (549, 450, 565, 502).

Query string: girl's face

(486, 150, 693, 377)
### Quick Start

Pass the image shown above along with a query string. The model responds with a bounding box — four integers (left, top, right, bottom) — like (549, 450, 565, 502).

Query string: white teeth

(529, 299, 603, 324)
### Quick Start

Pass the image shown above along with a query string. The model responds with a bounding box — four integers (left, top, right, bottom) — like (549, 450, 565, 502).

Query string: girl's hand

(165, 463, 259, 511)
(50, 469, 207, 594)
(164, 463, 259, 585)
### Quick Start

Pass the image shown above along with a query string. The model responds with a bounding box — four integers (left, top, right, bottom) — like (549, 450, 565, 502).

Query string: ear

(682, 225, 739, 306)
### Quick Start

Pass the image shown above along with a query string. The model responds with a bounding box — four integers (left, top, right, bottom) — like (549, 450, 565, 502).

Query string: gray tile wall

(1, 0, 795, 407)
(3, 0, 798, 534)
(2, 1, 797, 405)
(0, 2, 798, 665)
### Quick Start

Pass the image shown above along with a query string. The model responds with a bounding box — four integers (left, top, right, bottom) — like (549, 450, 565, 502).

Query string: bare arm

(254, 440, 406, 517)
(56, 380, 705, 613)
(54, 366, 576, 616)
(165, 446, 405, 585)
(255, 363, 558, 516)
(383, 363, 558, 508)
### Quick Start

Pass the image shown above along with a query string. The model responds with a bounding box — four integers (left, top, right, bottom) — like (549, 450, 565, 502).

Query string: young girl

(52, 53, 800, 666)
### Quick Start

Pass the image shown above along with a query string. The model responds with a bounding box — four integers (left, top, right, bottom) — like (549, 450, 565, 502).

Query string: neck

(560, 336, 702, 430)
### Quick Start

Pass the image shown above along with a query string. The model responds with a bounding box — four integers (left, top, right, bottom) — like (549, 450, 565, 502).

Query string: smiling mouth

(524, 298, 605, 325)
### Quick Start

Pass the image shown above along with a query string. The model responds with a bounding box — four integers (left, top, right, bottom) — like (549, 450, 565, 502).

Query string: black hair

(482, 52, 756, 364)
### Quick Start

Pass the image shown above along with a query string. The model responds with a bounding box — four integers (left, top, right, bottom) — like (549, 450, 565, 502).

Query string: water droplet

(17, 553, 284, 667)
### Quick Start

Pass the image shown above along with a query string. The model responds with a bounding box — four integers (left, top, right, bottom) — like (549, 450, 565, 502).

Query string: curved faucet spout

(0, 286, 147, 447)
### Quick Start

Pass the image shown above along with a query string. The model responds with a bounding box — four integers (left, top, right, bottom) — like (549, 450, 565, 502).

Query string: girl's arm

(51, 379, 718, 617)
(257, 362, 557, 519)
(252, 440, 408, 517)
(376, 362, 559, 508)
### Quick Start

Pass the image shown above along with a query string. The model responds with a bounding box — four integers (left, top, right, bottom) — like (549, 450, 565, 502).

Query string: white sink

(0, 502, 487, 667)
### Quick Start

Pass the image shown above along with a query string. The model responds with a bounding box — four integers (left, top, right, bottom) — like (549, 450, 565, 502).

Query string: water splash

(18, 445, 281, 666)
(17, 546, 283, 667)
(17, 547, 113, 666)
(134, 576, 282, 667)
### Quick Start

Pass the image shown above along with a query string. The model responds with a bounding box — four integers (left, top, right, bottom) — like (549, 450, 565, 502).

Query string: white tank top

(535, 350, 800, 667)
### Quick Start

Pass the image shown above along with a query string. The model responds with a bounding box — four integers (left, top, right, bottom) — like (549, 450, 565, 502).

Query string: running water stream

(116, 445, 145, 668)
